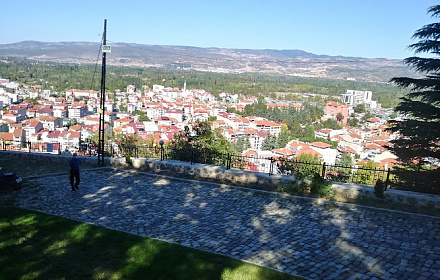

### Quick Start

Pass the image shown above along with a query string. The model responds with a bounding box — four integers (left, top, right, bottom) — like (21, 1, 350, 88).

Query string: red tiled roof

(114, 118, 134, 123)
(0, 132, 13, 141)
(243, 149, 257, 157)
(349, 133, 362, 139)
(273, 148, 295, 156)
(13, 129, 22, 137)
(256, 130, 267, 137)
(367, 117, 380, 123)
(69, 125, 82, 131)
(296, 148, 322, 158)
(365, 143, 387, 152)
(47, 131, 61, 138)
(289, 140, 309, 149)
(310, 142, 332, 148)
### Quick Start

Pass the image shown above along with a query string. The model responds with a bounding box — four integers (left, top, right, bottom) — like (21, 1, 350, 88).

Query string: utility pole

(98, 19, 109, 165)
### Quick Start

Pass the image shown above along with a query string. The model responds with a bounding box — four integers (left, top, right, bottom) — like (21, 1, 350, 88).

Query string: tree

(336, 154, 353, 167)
(336, 112, 344, 122)
(133, 110, 150, 122)
(347, 117, 359, 127)
(356, 161, 380, 186)
(261, 133, 276, 150)
(301, 125, 316, 143)
(295, 153, 322, 179)
(362, 112, 374, 122)
(235, 136, 251, 153)
(354, 104, 366, 113)
(388, 5, 440, 164)
(276, 130, 290, 149)
(138, 115, 150, 122)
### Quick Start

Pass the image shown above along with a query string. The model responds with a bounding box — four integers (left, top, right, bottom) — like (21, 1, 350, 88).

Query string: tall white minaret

(183, 80, 186, 92)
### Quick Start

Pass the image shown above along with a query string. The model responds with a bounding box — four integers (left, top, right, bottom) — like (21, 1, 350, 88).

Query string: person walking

(69, 152, 81, 191)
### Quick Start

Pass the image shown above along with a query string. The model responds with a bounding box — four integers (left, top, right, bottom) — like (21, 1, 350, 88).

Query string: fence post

(269, 157, 274, 175)
(226, 153, 231, 170)
(385, 169, 391, 190)
(191, 148, 194, 165)
(321, 163, 326, 179)
(28, 141, 31, 153)
(160, 140, 164, 161)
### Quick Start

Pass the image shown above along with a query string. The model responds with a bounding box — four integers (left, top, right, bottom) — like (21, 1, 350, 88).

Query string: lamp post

(159, 140, 164, 161)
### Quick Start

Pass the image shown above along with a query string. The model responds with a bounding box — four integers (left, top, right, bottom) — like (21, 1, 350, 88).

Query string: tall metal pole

(98, 19, 107, 165)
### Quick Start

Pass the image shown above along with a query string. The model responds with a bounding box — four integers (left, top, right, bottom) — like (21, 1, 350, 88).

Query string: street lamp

(159, 140, 164, 161)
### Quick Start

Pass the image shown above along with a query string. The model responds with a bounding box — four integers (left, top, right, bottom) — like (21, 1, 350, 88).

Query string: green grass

(0, 207, 301, 280)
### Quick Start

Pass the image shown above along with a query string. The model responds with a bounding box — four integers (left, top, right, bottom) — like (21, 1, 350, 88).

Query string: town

(0, 77, 400, 173)
(2, 2, 440, 279)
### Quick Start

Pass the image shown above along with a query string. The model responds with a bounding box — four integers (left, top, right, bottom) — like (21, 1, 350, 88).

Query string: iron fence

(107, 144, 393, 188)
(1, 141, 62, 154)
(3, 141, 438, 194)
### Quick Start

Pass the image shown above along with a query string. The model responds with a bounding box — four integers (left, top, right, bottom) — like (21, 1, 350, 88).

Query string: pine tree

(388, 5, 440, 164)
(261, 133, 276, 151)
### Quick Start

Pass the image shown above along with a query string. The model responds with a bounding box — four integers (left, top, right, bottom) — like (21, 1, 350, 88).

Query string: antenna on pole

(98, 19, 109, 165)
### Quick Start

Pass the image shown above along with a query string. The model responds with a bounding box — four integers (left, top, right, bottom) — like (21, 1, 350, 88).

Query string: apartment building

(340, 89, 378, 109)
(324, 101, 349, 123)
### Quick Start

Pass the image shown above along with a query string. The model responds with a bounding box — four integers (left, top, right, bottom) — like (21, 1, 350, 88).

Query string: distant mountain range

(0, 41, 416, 83)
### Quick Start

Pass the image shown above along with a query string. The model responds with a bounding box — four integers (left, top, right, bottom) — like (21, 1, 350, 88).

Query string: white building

(0, 92, 18, 105)
(153, 84, 164, 92)
(340, 89, 377, 109)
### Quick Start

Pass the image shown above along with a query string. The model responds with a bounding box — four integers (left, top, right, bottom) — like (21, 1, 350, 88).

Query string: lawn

(0, 207, 301, 280)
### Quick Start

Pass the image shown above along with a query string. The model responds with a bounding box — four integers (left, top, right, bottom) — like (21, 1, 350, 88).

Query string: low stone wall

(1, 150, 101, 166)
(2, 151, 440, 210)
(109, 157, 295, 192)
(332, 182, 440, 210)
(111, 157, 440, 210)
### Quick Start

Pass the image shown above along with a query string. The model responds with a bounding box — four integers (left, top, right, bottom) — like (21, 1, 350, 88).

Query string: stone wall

(2, 151, 440, 210)
(331, 182, 440, 210)
(109, 157, 295, 192)
(2, 150, 100, 166)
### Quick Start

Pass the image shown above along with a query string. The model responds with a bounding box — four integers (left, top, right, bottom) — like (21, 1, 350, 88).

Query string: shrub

(374, 179, 385, 198)
(277, 183, 294, 194)
(125, 155, 132, 165)
(310, 173, 332, 198)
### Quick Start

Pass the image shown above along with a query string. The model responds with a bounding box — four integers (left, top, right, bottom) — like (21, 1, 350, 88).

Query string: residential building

(38, 116, 63, 131)
(68, 104, 88, 120)
(250, 120, 281, 137)
(324, 101, 349, 123)
(309, 142, 337, 165)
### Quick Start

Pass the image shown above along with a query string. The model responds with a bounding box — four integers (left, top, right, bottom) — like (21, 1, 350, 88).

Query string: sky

(2, 0, 439, 59)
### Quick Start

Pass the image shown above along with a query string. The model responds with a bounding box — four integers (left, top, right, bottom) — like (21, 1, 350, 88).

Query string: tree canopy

(388, 5, 440, 164)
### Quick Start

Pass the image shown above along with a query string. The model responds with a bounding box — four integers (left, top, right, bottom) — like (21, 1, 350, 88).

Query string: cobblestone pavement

(14, 169, 440, 280)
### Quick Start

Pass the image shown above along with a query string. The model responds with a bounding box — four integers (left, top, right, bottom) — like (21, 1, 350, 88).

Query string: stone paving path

(14, 169, 440, 280)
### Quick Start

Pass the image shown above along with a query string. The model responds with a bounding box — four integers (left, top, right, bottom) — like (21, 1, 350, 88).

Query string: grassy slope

(0, 207, 301, 280)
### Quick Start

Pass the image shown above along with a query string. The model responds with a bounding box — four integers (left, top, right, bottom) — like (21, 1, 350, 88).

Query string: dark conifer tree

(389, 5, 440, 164)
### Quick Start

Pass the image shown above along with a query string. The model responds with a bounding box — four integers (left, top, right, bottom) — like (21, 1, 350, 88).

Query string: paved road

(14, 169, 440, 280)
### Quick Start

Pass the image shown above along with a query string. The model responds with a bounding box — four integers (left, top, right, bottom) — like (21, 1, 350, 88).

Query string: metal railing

(1, 141, 61, 154)
(106, 144, 393, 188)
(3, 141, 438, 194)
